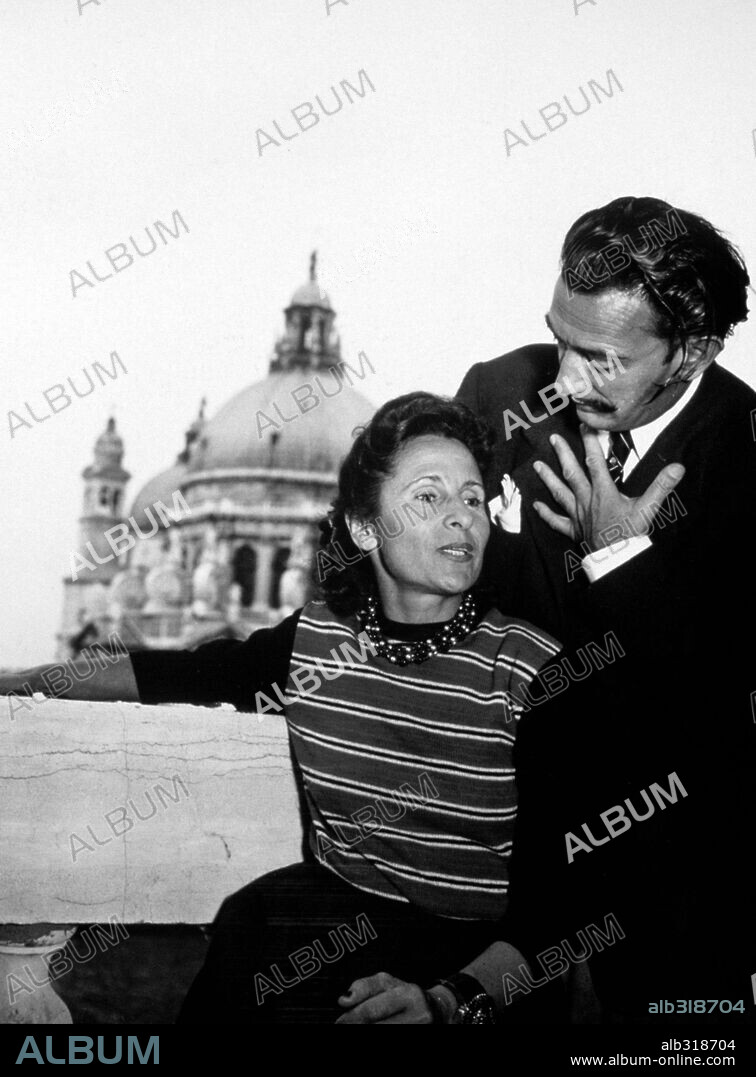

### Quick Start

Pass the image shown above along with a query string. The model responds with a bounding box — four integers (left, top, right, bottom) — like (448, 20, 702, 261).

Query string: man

(457, 195, 755, 653)
(456, 196, 756, 1022)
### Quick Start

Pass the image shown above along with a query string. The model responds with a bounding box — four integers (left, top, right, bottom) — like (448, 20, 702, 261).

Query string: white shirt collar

(597, 375, 702, 476)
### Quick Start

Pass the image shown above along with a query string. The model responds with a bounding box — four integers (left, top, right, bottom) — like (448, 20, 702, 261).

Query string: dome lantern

(271, 252, 341, 374)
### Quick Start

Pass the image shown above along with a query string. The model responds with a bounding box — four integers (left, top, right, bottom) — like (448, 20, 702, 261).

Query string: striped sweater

(284, 601, 560, 920)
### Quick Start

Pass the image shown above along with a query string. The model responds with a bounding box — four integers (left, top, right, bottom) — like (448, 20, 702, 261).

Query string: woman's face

(352, 434, 490, 622)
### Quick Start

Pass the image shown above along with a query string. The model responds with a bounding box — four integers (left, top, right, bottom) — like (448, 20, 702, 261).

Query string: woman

(4, 392, 560, 1023)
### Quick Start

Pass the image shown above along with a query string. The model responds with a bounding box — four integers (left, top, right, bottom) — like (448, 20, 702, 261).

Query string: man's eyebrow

(544, 314, 629, 363)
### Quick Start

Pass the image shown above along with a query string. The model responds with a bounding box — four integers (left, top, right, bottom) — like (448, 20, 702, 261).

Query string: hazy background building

(58, 258, 375, 656)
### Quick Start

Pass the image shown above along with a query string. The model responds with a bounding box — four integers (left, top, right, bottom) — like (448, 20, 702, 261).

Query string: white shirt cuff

(581, 535, 652, 582)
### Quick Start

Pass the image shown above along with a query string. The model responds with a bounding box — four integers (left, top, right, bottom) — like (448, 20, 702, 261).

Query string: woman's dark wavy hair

(561, 196, 750, 372)
(315, 392, 494, 616)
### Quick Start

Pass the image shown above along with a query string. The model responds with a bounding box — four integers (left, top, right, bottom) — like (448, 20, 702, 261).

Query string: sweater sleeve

(129, 610, 301, 713)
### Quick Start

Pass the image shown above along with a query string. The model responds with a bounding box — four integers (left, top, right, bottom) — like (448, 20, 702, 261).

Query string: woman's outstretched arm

(0, 644, 139, 704)
(0, 610, 302, 712)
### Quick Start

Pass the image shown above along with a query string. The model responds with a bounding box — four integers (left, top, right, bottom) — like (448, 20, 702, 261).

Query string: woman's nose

(445, 498, 474, 529)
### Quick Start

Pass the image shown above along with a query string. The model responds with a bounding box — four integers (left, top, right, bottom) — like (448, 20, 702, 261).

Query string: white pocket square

(488, 474, 522, 534)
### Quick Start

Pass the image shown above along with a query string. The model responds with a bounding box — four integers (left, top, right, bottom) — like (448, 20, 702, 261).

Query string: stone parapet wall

(0, 698, 301, 925)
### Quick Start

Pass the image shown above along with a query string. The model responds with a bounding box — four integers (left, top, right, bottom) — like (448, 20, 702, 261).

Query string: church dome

(127, 401, 205, 531)
(128, 459, 189, 533)
(188, 369, 375, 474)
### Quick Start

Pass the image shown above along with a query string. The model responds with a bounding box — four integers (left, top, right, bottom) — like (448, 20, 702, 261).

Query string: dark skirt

(177, 861, 516, 1025)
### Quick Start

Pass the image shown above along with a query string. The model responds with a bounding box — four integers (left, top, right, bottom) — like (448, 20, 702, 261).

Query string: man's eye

(466, 495, 482, 508)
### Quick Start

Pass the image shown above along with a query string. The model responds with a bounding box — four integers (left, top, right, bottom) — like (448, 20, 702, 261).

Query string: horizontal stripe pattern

(285, 601, 558, 920)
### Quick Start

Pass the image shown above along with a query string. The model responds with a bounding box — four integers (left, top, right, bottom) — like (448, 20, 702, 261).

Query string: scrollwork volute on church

(279, 530, 315, 613)
(108, 564, 147, 616)
(192, 530, 232, 616)
(138, 533, 188, 614)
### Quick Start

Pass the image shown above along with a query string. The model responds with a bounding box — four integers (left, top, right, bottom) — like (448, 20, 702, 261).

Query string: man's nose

(556, 352, 594, 398)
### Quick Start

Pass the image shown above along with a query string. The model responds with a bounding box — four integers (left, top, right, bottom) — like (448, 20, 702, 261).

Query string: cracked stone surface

(0, 698, 302, 924)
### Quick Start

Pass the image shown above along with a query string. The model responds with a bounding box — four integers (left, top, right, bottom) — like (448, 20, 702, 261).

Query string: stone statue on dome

(192, 529, 230, 617)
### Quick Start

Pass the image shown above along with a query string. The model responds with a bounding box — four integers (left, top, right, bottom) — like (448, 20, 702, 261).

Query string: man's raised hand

(531, 424, 685, 550)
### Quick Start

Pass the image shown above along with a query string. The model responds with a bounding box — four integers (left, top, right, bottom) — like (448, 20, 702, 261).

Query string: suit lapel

(621, 365, 721, 510)
(487, 397, 585, 629)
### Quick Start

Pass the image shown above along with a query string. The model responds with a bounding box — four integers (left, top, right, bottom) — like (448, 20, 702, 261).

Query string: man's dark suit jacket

(457, 345, 756, 1020)
(457, 343, 756, 654)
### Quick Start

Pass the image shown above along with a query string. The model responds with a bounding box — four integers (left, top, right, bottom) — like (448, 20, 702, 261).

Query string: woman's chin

(437, 566, 479, 593)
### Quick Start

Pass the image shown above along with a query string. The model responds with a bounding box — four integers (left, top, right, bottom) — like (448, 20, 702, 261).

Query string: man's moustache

(569, 397, 616, 414)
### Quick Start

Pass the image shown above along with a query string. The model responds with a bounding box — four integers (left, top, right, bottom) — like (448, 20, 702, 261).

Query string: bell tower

(77, 417, 131, 575)
(57, 418, 131, 657)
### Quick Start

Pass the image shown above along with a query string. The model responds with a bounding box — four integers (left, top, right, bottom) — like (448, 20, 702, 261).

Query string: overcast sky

(2, 0, 755, 666)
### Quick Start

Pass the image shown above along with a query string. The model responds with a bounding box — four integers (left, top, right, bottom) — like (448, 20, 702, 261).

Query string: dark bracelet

(423, 988, 445, 1024)
(437, 972, 496, 1025)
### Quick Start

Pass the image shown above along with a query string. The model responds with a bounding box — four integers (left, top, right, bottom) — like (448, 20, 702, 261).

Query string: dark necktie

(606, 430, 634, 486)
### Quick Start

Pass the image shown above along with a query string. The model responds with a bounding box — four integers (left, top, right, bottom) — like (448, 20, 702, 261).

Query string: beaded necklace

(358, 592, 477, 666)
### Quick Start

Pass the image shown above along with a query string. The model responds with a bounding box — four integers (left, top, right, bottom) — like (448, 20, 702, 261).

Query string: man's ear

(345, 513, 380, 553)
(673, 335, 723, 382)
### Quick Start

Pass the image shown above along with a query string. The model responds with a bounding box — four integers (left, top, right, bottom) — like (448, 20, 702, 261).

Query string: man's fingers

(548, 434, 593, 502)
(533, 460, 578, 517)
(533, 500, 576, 539)
(337, 972, 397, 1009)
(635, 463, 685, 523)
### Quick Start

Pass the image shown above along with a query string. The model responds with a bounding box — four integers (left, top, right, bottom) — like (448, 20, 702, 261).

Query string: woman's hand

(335, 971, 435, 1024)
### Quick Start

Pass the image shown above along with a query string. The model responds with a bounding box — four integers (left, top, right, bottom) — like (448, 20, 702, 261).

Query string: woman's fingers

(335, 992, 401, 1023)
(337, 971, 398, 1008)
(336, 982, 431, 1024)
(335, 986, 404, 1024)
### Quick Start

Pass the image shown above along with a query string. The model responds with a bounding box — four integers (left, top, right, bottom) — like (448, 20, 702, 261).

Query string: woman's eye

(466, 496, 482, 508)
(416, 491, 437, 503)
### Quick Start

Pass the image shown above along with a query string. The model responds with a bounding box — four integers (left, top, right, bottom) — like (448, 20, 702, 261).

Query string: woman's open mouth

(438, 543, 474, 561)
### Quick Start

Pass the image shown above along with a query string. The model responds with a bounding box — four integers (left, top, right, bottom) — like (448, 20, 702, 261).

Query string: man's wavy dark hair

(316, 392, 494, 616)
(560, 196, 750, 367)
